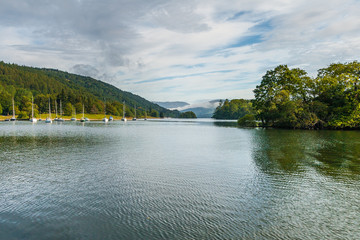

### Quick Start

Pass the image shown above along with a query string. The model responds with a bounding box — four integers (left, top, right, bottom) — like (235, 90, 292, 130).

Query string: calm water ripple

(0, 120, 359, 239)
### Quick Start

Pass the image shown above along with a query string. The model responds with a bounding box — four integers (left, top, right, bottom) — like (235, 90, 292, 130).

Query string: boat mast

(55, 99, 58, 118)
(12, 98, 15, 118)
(32, 96, 34, 118)
(60, 100, 62, 117)
(48, 98, 51, 119)
(123, 101, 125, 119)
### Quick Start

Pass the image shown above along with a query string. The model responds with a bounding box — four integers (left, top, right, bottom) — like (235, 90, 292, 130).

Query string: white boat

(10, 98, 16, 121)
(71, 107, 76, 121)
(109, 116, 114, 121)
(45, 98, 52, 123)
(54, 99, 58, 121)
(57, 100, 64, 122)
(45, 118, 52, 123)
(30, 96, 37, 123)
(132, 104, 137, 121)
(121, 101, 127, 122)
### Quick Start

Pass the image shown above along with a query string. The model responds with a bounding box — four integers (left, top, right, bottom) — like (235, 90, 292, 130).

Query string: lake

(0, 119, 359, 239)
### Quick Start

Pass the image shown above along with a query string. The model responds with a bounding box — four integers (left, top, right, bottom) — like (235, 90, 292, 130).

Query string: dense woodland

(247, 61, 360, 129)
(212, 99, 253, 120)
(213, 61, 360, 129)
(179, 111, 197, 118)
(0, 61, 179, 119)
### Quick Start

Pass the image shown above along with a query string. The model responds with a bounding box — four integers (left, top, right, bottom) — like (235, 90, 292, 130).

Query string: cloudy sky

(1, 0, 360, 103)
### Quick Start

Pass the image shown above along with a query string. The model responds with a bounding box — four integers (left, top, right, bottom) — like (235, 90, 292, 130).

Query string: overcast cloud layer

(1, 0, 360, 102)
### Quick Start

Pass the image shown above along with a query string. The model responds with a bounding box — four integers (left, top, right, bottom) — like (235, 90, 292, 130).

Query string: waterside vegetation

(246, 61, 360, 129)
(0, 61, 180, 120)
(179, 111, 197, 119)
(212, 61, 360, 129)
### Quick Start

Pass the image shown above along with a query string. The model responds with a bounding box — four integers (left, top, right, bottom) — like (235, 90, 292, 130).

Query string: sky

(1, 0, 360, 103)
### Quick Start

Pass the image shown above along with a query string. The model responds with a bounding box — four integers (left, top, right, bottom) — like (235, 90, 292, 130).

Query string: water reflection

(251, 129, 360, 179)
(212, 121, 238, 128)
(1, 122, 359, 239)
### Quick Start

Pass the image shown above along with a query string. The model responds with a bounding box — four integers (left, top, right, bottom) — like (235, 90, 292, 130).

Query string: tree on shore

(252, 61, 360, 129)
(179, 111, 197, 118)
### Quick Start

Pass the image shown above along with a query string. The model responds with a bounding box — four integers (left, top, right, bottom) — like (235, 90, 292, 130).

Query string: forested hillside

(0, 61, 179, 118)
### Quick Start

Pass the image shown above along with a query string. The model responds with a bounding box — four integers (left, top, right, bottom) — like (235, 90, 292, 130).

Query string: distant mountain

(154, 101, 190, 109)
(180, 107, 214, 118)
(164, 100, 222, 118)
(0, 61, 179, 118)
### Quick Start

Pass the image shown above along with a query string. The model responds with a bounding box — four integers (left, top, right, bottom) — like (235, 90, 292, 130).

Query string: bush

(17, 111, 29, 119)
(238, 114, 257, 127)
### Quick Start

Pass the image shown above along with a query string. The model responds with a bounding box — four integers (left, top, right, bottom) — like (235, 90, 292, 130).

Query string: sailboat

(132, 104, 137, 121)
(102, 100, 108, 122)
(57, 100, 64, 122)
(10, 98, 16, 121)
(144, 110, 147, 120)
(80, 104, 89, 122)
(45, 98, 52, 123)
(30, 96, 37, 123)
(71, 106, 76, 121)
(54, 100, 58, 121)
(121, 101, 127, 122)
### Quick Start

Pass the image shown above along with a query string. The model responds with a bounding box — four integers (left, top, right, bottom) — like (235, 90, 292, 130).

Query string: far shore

(0, 114, 156, 121)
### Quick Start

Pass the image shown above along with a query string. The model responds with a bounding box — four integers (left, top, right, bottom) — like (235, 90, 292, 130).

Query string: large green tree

(253, 65, 316, 128)
(253, 62, 360, 129)
(314, 61, 360, 128)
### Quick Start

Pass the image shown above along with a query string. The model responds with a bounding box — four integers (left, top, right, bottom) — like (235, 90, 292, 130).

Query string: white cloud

(0, 0, 360, 103)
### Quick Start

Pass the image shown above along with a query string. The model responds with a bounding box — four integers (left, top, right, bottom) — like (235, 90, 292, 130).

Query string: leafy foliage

(179, 111, 197, 118)
(237, 114, 257, 127)
(212, 99, 254, 119)
(0, 61, 179, 118)
(253, 61, 360, 129)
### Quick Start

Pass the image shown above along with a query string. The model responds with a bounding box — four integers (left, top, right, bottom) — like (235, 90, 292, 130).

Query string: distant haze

(157, 100, 221, 118)
(154, 101, 190, 109)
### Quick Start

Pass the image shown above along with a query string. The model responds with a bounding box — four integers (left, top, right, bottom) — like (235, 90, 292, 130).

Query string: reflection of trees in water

(251, 129, 360, 178)
(212, 121, 238, 128)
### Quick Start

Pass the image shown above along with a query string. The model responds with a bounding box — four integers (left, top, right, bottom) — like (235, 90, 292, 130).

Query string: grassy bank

(0, 114, 155, 121)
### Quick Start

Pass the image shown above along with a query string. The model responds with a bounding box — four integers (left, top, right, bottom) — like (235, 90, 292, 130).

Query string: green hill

(0, 61, 179, 118)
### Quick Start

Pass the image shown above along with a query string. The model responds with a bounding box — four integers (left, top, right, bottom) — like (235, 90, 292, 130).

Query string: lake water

(1, 119, 359, 239)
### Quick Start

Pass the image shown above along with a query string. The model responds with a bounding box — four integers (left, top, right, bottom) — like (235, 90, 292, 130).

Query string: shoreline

(0, 115, 157, 121)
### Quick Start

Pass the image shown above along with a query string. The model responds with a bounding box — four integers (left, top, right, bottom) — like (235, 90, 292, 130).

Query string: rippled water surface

(1, 120, 359, 239)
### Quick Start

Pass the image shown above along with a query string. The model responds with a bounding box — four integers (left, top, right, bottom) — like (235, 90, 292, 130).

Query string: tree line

(213, 61, 360, 129)
(0, 61, 179, 119)
(228, 61, 360, 129)
(212, 99, 253, 120)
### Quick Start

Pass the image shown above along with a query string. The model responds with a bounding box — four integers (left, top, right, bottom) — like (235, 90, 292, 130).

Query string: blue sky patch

(249, 20, 273, 33)
(227, 35, 263, 48)
(227, 11, 249, 21)
(136, 69, 235, 84)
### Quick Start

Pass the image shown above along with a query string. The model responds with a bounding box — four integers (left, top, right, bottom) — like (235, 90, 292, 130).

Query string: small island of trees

(179, 111, 197, 118)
